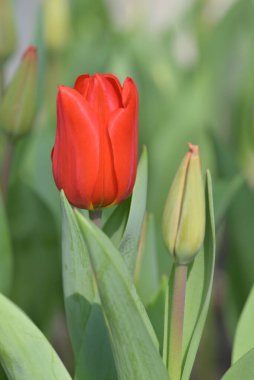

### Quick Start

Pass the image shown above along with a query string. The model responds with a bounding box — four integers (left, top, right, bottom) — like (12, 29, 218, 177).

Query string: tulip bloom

(52, 73, 138, 209)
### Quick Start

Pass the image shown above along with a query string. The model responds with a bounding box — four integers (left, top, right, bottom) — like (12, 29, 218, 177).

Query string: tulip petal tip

(188, 142, 199, 155)
(22, 45, 37, 60)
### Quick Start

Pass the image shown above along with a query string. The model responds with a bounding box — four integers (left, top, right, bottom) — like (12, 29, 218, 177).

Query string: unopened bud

(0, 0, 17, 62)
(43, 0, 71, 53)
(162, 144, 205, 265)
(0, 46, 38, 138)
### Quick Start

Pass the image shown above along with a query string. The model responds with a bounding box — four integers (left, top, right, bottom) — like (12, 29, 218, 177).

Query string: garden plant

(0, 0, 254, 380)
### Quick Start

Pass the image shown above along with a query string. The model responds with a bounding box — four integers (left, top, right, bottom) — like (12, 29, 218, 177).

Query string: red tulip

(52, 73, 138, 209)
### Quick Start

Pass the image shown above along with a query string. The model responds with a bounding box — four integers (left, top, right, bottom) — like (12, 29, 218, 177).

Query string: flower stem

(163, 281, 169, 366)
(0, 139, 14, 200)
(168, 264, 188, 380)
(89, 209, 102, 229)
(0, 63, 4, 98)
(0, 63, 4, 97)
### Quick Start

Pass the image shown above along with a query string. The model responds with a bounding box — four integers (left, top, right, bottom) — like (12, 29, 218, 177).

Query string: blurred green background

(1, 0, 254, 379)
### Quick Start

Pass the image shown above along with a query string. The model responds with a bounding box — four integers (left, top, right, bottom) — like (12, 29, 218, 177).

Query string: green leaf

(226, 183, 254, 333)
(213, 175, 243, 226)
(221, 349, 254, 380)
(232, 286, 254, 364)
(0, 293, 71, 380)
(103, 198, 130, 247)
(181, 170, 216, 380)
(20, 127, 60, 220)
(74, 303, 117, 380)
(61, 191, 95, 355)
(0, 196, 12, 294)
(119, 145, 148, 272)
(7, 182, 61, 330)
(135, 213, 160, 305)
(146, 276, 168, 353)
(61, 192, 117, 380)
(75, 207, 169, 380)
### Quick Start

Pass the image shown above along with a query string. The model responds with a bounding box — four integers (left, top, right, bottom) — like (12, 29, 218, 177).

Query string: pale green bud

(43, 0, 71, 53)
(162, 144, 205, 265)
(0, 46, 38, 138)
(0, 0, 17, 62)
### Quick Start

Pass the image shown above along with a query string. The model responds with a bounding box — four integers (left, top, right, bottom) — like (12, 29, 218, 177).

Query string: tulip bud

(43, 0, 71, 53)
(162, 144, 205, 265)
(0, 46, 38, 138)
(0, 0, 17, 62)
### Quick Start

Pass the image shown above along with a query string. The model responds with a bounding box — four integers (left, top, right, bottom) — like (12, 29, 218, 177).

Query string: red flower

(51, 73, 138, 209)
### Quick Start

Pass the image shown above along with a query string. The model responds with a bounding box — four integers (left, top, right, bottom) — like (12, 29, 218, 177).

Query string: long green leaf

(0, 293, 71, 380)
(232, 286, 254, 364)
(213, 175, 243, 226)
(74, 303, 117, 380)
(61, 192, 117, 380)
(181, 170, 216, 380)
(61, 191, 95, 356)
(0, 196, 12, 294)
(146, 276, 168, 353)
(119, 146, 148, 272)
(20, 127, 60, 220)
(221, 349, 254, 380)
(135, 213, 160, 305)
(103, 199, 130, 247)
(75, 207, 169, 380)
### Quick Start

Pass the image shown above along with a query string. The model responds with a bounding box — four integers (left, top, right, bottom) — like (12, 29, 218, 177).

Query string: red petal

(90, 127, 118, 208)
(108, 77, 138, 203)
(52, 86, 99, 208)
(75, 74, 122, 116)
(74, 74, 90, 96)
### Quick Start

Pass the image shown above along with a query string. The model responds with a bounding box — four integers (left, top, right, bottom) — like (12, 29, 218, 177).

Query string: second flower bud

(162, 143, 205, 265)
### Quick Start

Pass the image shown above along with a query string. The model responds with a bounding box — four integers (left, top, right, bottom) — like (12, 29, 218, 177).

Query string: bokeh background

(1, 0, 254, 379)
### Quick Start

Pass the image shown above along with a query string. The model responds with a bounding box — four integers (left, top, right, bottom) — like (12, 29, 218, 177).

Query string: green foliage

(227, 184, 254, 330)
(103, 199, 130, 248)
(61, 191, 116, 380)
(74, 206, 169, 380)
(232, 286, 254, 364)
(162, 171, 215, 379)
(1, 0, 254, 377)
(213, 175, 244, 226)
(0, 293, 71, 380)
(221, 349, 254, 380)
(0, 195, 12, 294)
(7, 180, 61, 330)
(119, 146, 148, 272)
(146, 276, 168, 352)
(135, 213, 160, 305)
(181, 171, 216, 380)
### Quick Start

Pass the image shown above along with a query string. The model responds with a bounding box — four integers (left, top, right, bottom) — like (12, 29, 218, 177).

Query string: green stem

(89, 209, 102, 228)
(163, 281, 169, 366)
(168, 264, 188, 380)
(0, 138, 14, 200)
(0, 64, 4, 98)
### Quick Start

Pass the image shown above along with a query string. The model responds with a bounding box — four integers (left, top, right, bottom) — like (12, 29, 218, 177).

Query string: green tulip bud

(162, 143, 205, 265)
(0, 46, 38, 138)
(0, 0, 17, 63)
(43, 0, 71, 53)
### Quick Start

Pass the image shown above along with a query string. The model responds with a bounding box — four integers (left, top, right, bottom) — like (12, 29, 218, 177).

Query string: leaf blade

(119, 146, 148, 272)
(0, 294, 71, 380)
(61, 192, 117, 380)
(221, 349, 254, 380)
(232, 286, 254, 364)
(75, 208, 169, 380)
(0, 196, 12, 294)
